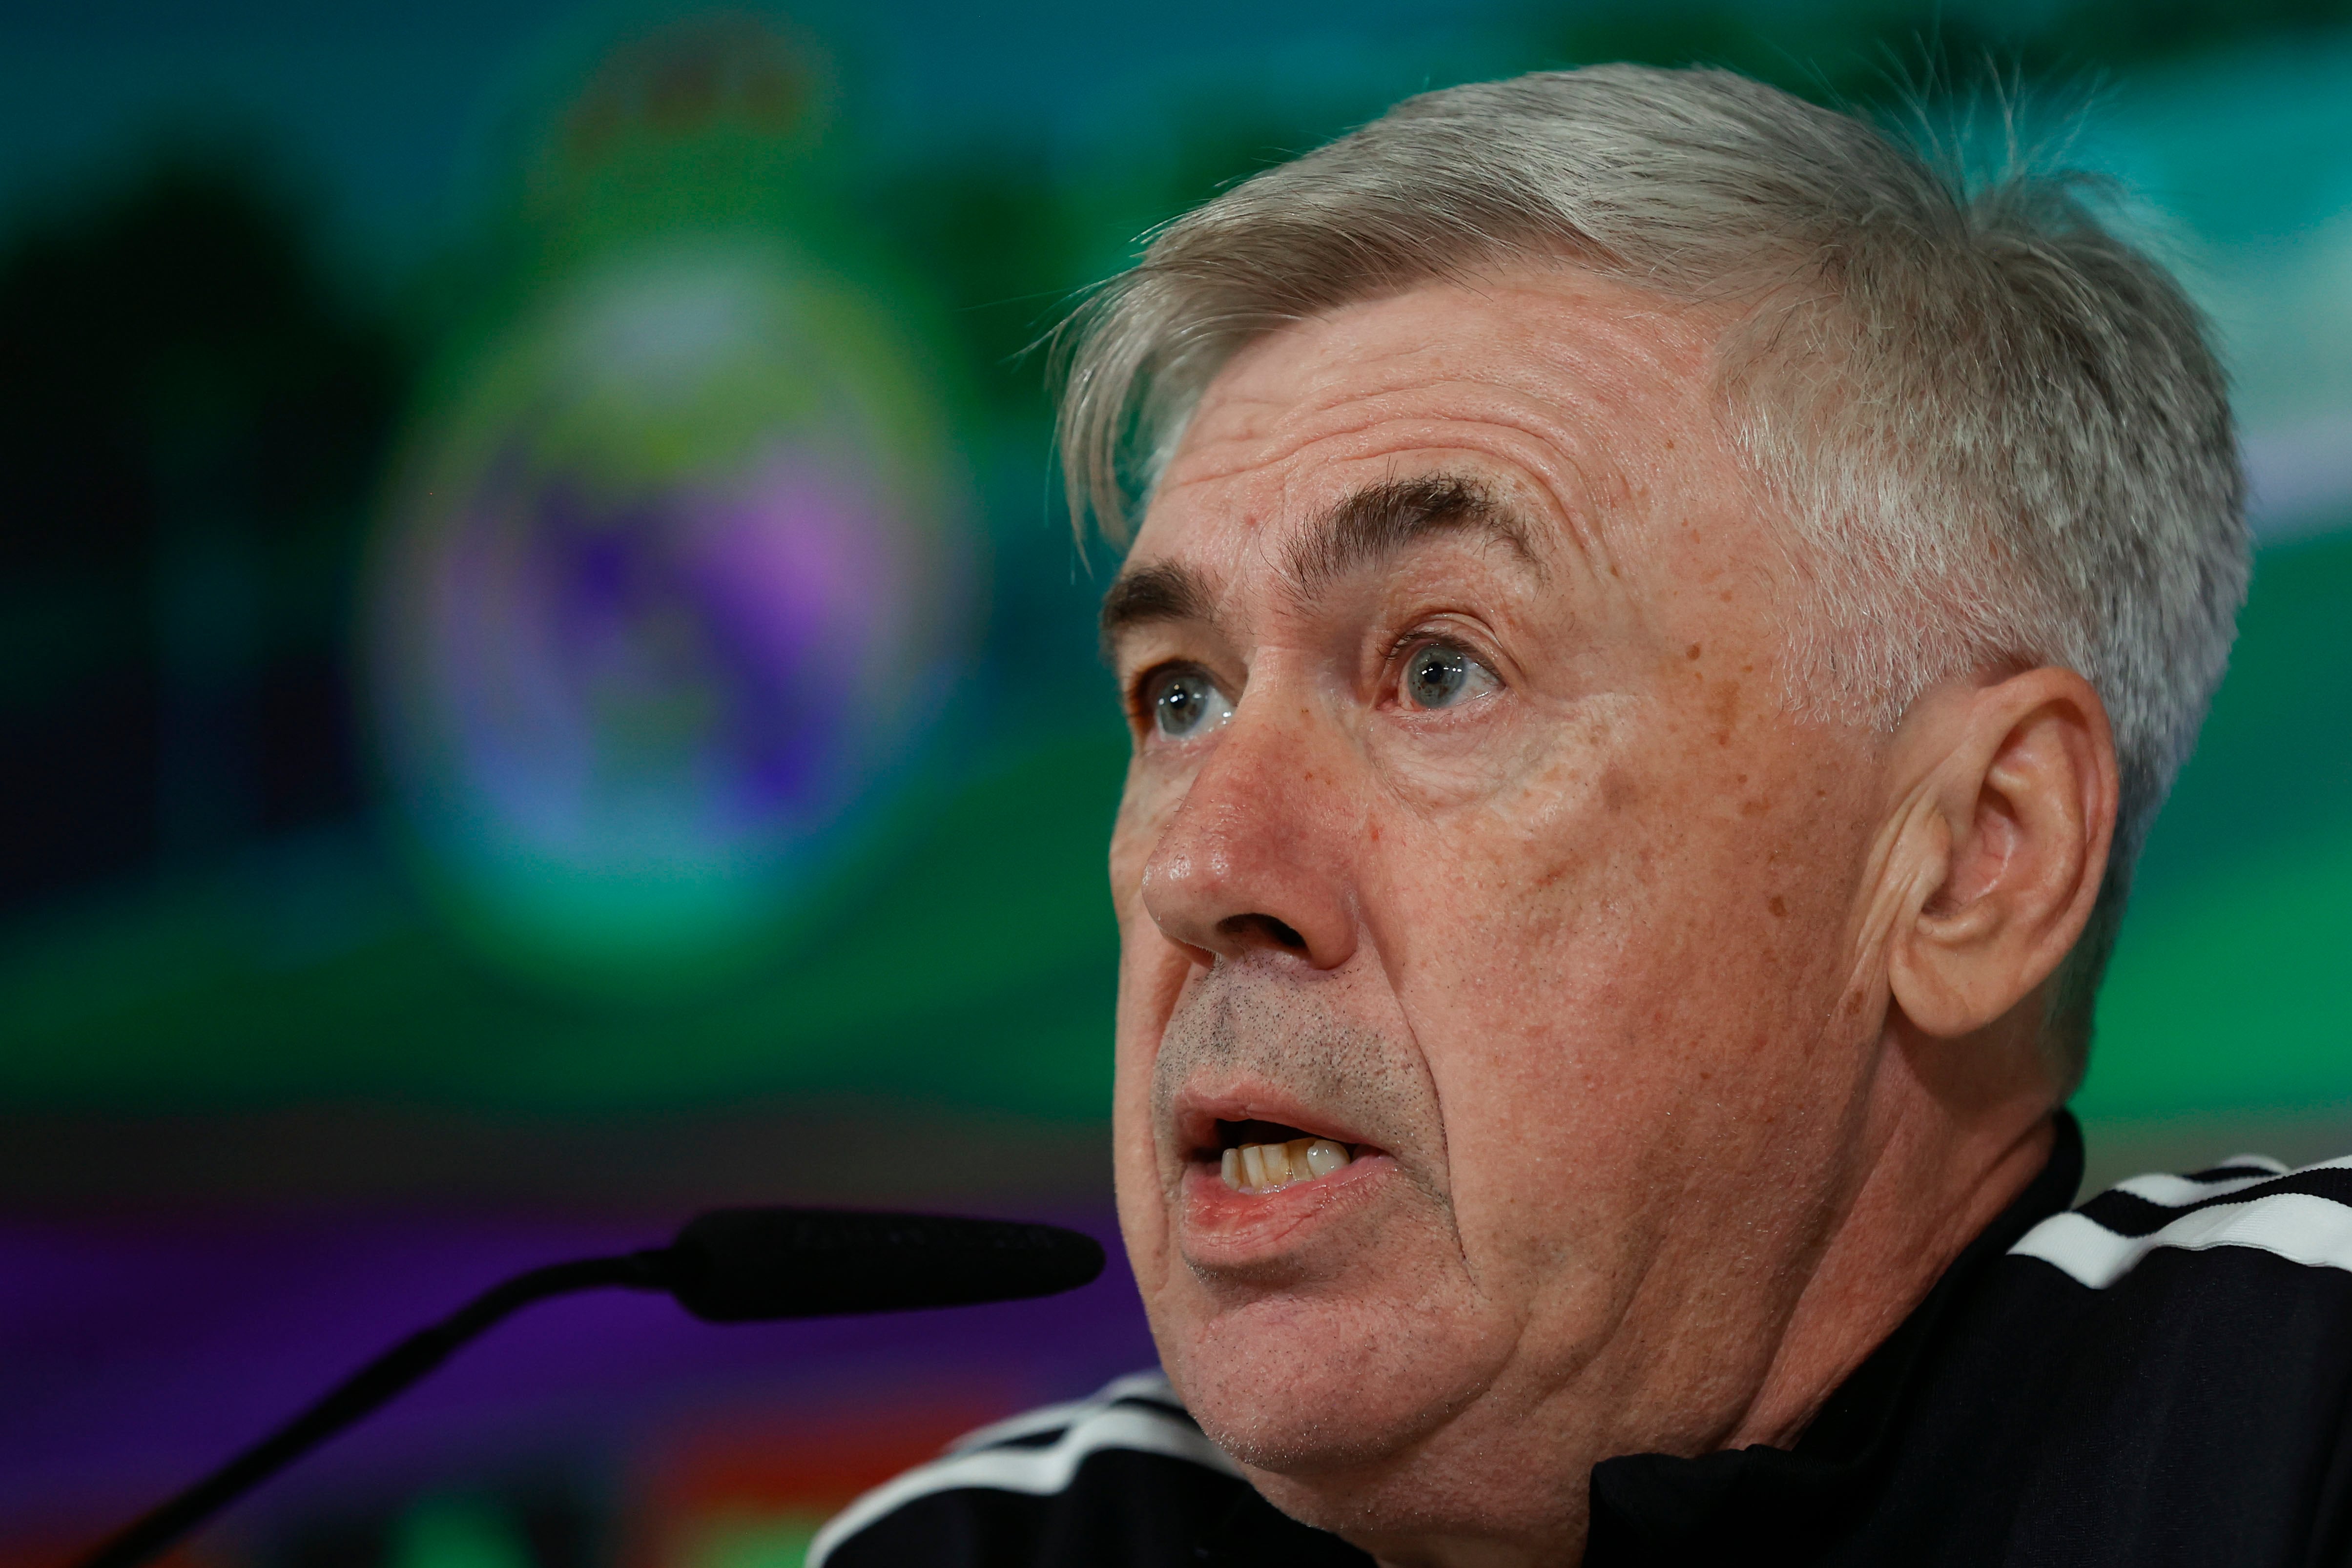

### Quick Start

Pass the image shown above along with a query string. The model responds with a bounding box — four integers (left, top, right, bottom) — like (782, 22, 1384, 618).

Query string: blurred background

(1, 0, 2346, 1565)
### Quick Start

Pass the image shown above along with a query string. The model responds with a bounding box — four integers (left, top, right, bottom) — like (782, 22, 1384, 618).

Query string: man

(812, 66, 2349, 1567)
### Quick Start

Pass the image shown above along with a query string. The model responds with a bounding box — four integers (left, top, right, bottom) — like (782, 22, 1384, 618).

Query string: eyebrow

(1099, 559, 1218, 660)
(1285, 472, 1540, 595)
(1097, 472, 1542, 658)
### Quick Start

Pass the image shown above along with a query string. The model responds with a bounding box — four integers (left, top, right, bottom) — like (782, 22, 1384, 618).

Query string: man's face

(1102, 271, 1900, 1546)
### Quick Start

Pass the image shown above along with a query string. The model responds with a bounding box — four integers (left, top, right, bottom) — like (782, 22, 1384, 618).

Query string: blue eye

(1148, 667, 1235, 738)
(1403, 643, 1497, 710)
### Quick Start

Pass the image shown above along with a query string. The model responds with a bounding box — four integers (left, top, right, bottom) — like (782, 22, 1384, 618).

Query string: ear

(1883, 668, 2120, 1041)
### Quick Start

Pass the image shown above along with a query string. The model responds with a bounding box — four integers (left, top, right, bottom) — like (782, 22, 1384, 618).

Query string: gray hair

(1055, 64, 2249, 1086)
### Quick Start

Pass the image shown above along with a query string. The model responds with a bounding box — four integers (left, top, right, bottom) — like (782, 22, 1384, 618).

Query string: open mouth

(1207, 1118, 1368, 1196)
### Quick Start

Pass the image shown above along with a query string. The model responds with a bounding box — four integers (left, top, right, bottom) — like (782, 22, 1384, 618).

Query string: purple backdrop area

(1, 1206, 1152, 1547)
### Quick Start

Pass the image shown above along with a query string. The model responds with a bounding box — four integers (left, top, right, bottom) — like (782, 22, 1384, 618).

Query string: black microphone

(664, 1207, 1109, 1320)
(73, 1209, 1105, 1568)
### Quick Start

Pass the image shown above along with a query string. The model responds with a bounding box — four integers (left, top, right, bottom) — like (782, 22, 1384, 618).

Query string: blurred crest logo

(371, 25, 969, 992)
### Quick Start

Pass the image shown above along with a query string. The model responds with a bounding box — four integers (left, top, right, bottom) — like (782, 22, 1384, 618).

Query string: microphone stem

(73, 1251, 671, 1568)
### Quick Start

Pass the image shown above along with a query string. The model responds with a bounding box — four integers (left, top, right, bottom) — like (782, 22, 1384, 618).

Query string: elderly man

(813, 66, 2347, 1567)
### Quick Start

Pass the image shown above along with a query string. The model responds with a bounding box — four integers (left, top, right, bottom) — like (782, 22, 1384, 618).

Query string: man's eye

(1401, 643, 1499, 710)
(1144, 667, 1235, 739)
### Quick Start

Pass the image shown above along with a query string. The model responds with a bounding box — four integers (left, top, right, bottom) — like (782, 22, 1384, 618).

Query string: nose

(1139, 699, 1359, 971)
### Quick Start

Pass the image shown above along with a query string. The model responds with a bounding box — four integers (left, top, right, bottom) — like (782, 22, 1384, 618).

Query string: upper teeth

(1220, 1137, 1353, 1194)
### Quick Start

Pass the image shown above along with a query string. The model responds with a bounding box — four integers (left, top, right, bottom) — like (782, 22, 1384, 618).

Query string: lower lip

(1178, 1152, 1396, 1263)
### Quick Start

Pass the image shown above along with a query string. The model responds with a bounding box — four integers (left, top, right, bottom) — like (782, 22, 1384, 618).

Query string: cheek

(1356, 703, 1854, 1268)
(1362, 717, 1671, 1176)
(1109, 785, 1189, 1000)
(1347, 785, 1669, 1369)
(1109, 809, 1188, 1291)
(1108, 781, 1195, 1169)
(1365, 699, 1655, 1017)
(1108, 753, 1193, 901)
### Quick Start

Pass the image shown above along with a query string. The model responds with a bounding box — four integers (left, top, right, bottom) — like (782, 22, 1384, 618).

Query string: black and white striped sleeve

(808, 1372, 1371, 1568)
(1999, 1153, 2352, 1567)
(2007, 1153, 2352, 1288)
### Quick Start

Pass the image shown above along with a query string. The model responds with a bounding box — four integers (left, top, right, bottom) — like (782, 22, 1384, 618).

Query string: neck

(1729, 1029, 2058, 1450)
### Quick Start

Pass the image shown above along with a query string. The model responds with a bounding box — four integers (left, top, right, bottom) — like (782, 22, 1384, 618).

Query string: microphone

(73, 1208, 1105, 1568)
(664, 1207, 1109, 1320)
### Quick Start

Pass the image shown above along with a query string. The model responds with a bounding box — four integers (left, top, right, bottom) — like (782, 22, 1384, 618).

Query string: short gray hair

(1055, 65, 2251, 1087)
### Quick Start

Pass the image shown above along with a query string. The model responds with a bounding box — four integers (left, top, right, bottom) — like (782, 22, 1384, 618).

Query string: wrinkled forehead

(1134, 271, 1731, 591)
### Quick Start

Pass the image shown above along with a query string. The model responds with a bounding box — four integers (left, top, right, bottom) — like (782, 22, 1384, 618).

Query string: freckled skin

(1103, 272, 2092, 1567)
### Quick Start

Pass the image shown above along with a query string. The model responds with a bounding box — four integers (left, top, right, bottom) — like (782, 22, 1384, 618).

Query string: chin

(1158, 1288, 1473, 1476)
